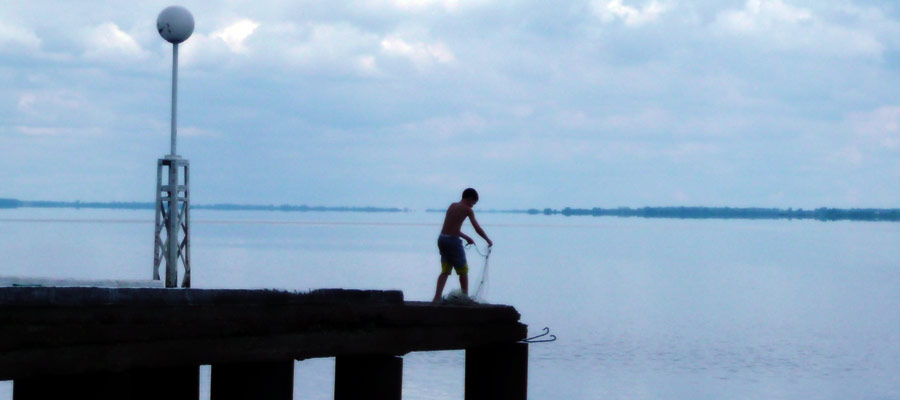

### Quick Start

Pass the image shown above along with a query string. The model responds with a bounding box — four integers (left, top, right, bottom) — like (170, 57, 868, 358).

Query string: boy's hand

(465, 237, 475, 245)
(487, 239, 493, 247)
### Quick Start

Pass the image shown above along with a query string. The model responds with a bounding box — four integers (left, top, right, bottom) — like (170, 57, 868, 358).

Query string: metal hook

(522, 327, 557, 343)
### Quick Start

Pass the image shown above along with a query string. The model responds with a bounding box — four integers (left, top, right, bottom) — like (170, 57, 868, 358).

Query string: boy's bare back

(439, 193, 491, 248)
(440, 201, 472, 236)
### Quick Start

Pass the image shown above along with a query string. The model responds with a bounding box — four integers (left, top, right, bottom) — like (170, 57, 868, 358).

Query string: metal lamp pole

(154, 6, 194, 288)
(170, 42, 179, 157)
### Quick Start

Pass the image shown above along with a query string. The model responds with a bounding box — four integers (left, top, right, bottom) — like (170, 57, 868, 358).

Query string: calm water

(1, 208, 899, 400)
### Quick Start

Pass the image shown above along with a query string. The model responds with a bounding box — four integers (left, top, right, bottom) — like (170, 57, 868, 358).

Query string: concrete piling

(13, 366, 199, 400)
(334, 355, 403, 400)
(211, 360, 294, 400)
(465, 342, 529, 400)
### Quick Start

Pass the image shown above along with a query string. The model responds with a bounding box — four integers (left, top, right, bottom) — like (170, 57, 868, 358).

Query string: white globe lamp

(157, 6, 194, 44)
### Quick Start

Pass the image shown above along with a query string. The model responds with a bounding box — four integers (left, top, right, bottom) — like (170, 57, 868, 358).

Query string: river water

(1, 208, 898, 399)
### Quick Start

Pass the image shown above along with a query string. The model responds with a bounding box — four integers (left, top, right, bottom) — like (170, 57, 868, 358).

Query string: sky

(3, 0, 900, 210)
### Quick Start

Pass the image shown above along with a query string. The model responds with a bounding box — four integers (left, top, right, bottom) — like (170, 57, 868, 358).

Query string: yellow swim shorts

(441, 261, 468, 275)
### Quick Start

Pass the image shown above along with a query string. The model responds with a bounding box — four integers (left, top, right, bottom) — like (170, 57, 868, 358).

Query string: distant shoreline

(3, 198, 899, 222)
(429, 206, 900, 222)
(0, 198, 406, 213)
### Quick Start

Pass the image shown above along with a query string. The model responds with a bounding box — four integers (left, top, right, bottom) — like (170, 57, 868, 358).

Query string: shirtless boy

(433, 188, 493, 303)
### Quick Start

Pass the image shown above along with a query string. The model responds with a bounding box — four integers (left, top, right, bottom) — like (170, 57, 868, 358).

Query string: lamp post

(153, 6, 194, 288)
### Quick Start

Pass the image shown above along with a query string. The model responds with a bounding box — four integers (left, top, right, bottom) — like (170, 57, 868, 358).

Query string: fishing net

(470, 244, 492, 302)
(443, 244, 492, 304)
(472, 246, 491, 303)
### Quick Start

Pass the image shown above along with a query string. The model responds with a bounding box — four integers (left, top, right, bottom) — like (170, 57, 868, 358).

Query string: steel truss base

(154, 156, 190, 288)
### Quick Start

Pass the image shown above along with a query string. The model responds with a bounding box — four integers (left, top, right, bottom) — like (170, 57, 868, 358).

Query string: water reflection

(1, 209, 899, 400)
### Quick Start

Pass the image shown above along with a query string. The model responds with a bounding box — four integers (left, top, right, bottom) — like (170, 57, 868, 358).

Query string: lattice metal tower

(153, 6, 194, 288)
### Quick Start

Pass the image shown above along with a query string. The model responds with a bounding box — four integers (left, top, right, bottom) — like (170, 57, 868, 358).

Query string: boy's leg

(456, 263, 469, 295)
(433, 273, 449, 303)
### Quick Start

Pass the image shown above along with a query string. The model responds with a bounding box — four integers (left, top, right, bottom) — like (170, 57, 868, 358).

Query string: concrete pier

(0, 287, 528, 399)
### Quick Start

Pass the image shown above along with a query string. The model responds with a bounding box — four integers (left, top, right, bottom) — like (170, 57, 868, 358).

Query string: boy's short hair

(462, 188, 479, 201)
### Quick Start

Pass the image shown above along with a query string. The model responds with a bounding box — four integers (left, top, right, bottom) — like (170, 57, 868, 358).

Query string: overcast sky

(3, 0, 900, 209)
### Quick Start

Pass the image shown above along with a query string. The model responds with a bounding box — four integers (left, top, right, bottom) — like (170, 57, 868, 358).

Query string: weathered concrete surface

(0, 287, 402, 307)
(0, 287, 526, 380)
(0, 277, 164, 288)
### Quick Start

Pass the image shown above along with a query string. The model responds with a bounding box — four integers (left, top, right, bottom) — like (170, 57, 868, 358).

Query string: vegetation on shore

(5, 197, 900, 221)
(491, 206, 900, 222)
(430, 206, 900, 222)
(0, 198, 405, 213)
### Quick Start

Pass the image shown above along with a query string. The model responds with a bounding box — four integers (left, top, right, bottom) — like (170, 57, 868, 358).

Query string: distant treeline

(511, 207, 900, 222)
(424, 206, 900, 221)
(0, 198, 405, 213)
(195, 204, 406, 213)
(6, 197, 900, 221)
(0, 198, 22, 208)
(9, 200, 153, 210)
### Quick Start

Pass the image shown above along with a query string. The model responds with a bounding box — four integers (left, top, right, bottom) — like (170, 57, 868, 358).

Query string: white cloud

(180, 19, 263, 69)
(830, 146, 863, 167)
(212, 19, 260, 53)
(592, 0, 671, 27)
(17, 93, 37, 111)
(380, 36, 455, 68)
(713, 0, 883, 57)
(15, 125, 63, 136)
(181, 21, 456, 76)
(178, 32, 232, 69)
(397, 112, 487, 140)
(666, 142, 720, 162)
(180, 126, 222, 138)
(719, 0, 811, 31)
(358, 0, 492, 13)
(13, 125, 102, 136)
(390, 0, 459, 11)
(554, 108, 674, 136)
(0, 22, 40, 49)
(847, 106, 900, 149)
(277, 22, 382, 76)
(356, 55, 379, 75)
(17, 90, 84, 117)
(82, 23, 149, 62)
(12, 90, 117, 138)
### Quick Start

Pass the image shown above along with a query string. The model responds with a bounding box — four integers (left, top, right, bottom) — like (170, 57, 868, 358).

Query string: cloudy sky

(3, 0, 900, 210)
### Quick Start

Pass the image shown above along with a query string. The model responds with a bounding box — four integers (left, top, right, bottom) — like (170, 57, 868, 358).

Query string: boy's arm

(459, 232, 475, 245)
(467, 209, 493, 247)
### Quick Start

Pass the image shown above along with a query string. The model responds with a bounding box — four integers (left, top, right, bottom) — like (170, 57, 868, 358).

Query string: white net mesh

(444, 244, 492, 304)
(473, 251, 490, 301)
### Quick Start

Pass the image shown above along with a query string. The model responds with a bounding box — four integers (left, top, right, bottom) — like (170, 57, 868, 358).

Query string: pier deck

(0, 287, 528, 400)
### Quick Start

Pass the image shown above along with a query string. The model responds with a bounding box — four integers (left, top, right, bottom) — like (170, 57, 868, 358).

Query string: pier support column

(465, 342, 528, 400)
(13, 366, 199, 400)
(334, 355, 402, 400)
(210, 360, 294, 400)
